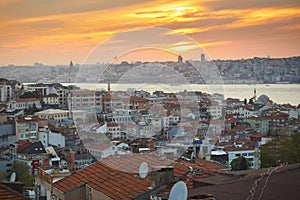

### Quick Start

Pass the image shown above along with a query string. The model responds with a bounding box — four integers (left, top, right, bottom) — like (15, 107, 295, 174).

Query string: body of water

(69, 83, 300, 106)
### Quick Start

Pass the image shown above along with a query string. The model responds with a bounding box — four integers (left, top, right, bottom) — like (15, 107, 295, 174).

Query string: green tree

(0, 171, 8, 181)
(260, 150, 278, 168)
(24, 103, 39, 115)
(20, 91, 41, 99)
(279, 132, 300, 164)
(11, 161, 34, 187)
(230, 156, 250, 171)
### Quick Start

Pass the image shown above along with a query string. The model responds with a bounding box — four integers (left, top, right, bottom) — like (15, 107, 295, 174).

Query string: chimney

(151, 166, 174, 188)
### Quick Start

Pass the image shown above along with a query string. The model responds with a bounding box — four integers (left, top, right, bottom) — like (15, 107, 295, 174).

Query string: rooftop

(190, 164, 300, 200)
(0, 183, 31, 200)
(52, 154, 226, 200)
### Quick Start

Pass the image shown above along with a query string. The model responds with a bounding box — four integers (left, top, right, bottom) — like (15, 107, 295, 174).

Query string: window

(235, 153, 241, 157)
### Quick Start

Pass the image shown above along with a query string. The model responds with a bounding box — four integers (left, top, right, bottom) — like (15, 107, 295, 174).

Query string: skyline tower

(201, 53, 206, 62)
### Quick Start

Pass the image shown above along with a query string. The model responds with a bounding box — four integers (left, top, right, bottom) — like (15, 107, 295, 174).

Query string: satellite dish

(169, 181, 188, 200)
(139, 162, 148, 178)
(10, 172, 16, 182)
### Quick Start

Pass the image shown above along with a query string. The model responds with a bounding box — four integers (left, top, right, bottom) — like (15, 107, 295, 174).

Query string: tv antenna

(169, 181, 188, 200)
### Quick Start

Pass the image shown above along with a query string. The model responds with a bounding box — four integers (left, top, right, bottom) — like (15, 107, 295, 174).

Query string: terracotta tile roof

(107, 122, 119, 127)
(53, 154, 226, 200)
(15, 98, 39, 103)
(17, 141, 46, 154)
(0, 183, 31, 200)
(102, 94, 119, 100)
(129, 96, 149, 101)
(251, 132, 263, 138)
(16, 142, 32, 152)
(71, 89, 95, 95)
(53, 157, 153, 200)
(0, 104, 8, 108)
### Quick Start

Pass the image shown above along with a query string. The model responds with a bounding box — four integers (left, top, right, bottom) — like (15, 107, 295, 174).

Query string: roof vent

(151, 166, 174, 188)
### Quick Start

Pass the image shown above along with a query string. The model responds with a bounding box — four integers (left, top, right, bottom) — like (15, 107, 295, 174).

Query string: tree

(260, 150, 278, 168)
(24, 103, 39, 115)
(260, 132, 300, 168)
(20, 91, 41, 99)
(0, 171, 8, 181)
(230, 156, 250, 171)
(279, 132, 300, 164)
(11, 161, 34, 187)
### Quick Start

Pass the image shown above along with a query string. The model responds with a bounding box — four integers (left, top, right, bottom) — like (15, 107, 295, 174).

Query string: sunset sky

(0, 0, 299, 65)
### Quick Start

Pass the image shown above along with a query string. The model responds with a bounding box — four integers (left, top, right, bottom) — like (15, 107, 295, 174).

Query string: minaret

(68, 60, 73, 83)
(177, 55, 183, 63)
(107, 81, 111, 95)
(253, 88, 257, 101)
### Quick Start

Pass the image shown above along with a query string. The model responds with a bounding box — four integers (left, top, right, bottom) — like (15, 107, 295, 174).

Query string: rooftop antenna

(139, 162, 148, 178)
(169, 181, 188, 200)
(9, 172, 16, 182)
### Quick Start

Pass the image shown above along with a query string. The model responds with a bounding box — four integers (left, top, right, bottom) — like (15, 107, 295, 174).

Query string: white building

(107, 122, 123, 139)
(207, 104, 223, 120)
(225, 147, 259, 170)
(8, 98, 41, 110)
(39, 128, 65, 148)
(0, 78, 22, 102)
(227, 106, 258, 119)
(111, 109, 133, 125)
(16, 117, 39, 142)
(43, 94, 59, 105)
(35, 109, 69, 122)
(86, 143, 130, 159)
(69, 89, 102, 111)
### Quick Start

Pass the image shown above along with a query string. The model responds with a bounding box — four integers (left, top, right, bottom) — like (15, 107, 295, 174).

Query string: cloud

(0, 0, 299, 64)
(0, 45, 27, 49)
(203, 0, 300, 11)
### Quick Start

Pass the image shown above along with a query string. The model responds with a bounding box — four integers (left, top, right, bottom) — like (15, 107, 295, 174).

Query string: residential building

(35, 109, 69, 122)
(128, 96, 150, 111)
(101, 94, 123, 113)
(0, 122, 15, 147)
(0, 78, 22, 103)
(0, 183, 31, 200)
(225, 147, 259, 170)
(45, 155, 226, 200)
(70, 89, 102, 111)
(42, 94, 59, 106)
(207, 103, 223, 120)
(15, 117, 39, 142)
(39, 128, 65, 148)
(8, 98, 41, 110)
(106, 122, 123, 139)
(14, 141, 50, 174)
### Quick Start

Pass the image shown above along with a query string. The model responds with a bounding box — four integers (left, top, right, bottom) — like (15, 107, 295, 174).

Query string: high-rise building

(201, 53, 206, 62)
(177, 55, 183, 63)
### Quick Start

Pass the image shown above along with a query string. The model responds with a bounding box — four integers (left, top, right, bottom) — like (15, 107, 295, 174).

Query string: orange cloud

(0, 0, 299, 64)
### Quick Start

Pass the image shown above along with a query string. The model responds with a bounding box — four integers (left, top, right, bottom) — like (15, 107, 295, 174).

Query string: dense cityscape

(0, 57, 299, 199)
(1, 0, 300, 199)
(1, 56, 300, 84)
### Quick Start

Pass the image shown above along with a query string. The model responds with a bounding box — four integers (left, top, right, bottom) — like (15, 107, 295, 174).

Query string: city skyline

(0, 0, 300, 65)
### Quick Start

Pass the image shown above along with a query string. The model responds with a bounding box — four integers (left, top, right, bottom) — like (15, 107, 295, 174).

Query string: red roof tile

(15, 98, 39, 103)
(16, 142, 32, 153)
(53, 154, 226, 200)
(0, 183, 31, 200)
